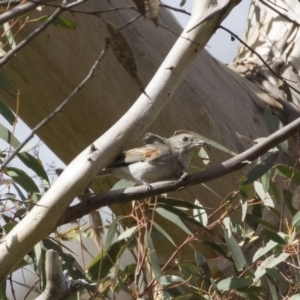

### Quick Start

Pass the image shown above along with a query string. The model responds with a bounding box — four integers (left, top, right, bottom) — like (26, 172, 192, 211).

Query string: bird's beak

(193, 139, 206, 147)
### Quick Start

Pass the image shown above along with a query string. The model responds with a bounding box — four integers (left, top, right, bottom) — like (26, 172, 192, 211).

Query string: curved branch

(59, 115, 300, 226)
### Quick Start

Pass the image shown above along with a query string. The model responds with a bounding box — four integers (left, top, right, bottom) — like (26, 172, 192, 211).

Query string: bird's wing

(142, 133, 169, 145)
(106, 145, 168, 168)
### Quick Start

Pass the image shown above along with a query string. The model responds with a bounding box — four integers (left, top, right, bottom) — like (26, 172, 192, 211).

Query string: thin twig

(0, 37, 110, 172)
(59, 116, 300, 225)
(0, 0, 54, 25)
(259, 0, 299, 26)
(0, 2, 65, 67)
(219, 25, 300, 95)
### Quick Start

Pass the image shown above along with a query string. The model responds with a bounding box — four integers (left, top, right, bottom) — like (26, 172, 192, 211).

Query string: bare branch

(0, 0, 53, 25)
(35, 250, 88, 300)
(219, 25, 300, 96)
(59, 115, 300, 226)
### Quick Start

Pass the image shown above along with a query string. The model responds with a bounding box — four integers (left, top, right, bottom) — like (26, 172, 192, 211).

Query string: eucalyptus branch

(0, 37, 110, 172)
(59, 115, 300, 226)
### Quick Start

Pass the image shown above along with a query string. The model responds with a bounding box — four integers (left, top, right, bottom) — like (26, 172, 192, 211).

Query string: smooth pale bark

(229, 0, 300, 122)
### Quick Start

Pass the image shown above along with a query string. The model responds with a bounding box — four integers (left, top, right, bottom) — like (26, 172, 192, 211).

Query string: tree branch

(59, 115, 300, 226)
(0, 0, 53, 25)
(35, 250, 88, 300)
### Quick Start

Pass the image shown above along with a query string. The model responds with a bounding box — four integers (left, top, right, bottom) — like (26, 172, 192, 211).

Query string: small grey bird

(97, 133, 205, 187)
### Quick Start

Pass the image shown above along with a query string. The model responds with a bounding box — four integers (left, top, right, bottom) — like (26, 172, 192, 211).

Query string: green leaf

(269, 181, 280, 205)
(223, 217, 247, 271)
(254, 253, 290, 283)
(191, 132, 237, 156)
(5, 167, 39, 192)
(252, 233, 286, 262)
(193, 199, 208, 226)
(159, 275, 184, 286)
(151, 221, 177, 248)
(245, 213, 275, 231)
(195, 251, 210, 287)
(0, 123, 20, 148)
(242, 153, 278, 185)
(157, 197, 208, 210)
(292, 211, 300, 227)
(111, 179, 135, 190)
(240, 198, 247, 222)
(283, 189, 297, 216)
(276, 165, 300, 185)
(266, 268, 289, 285)
(156, 207, 193, 236)
(0, 98, 15, 124)
(264, 106, 281, 134)
(39, 16, 77, 29)
(118, 226, 137, 241)
(145, 231, 162, 280)
(217, 278, 253, 291)
(0, 71, 10, 92)
(105, 216, 124, 248)
(157, 204, 209, 232)
(87, 241, 122, 280)
(0, 280, 7, 300)
(17, 152, 49, 183)
(203, 241, 231, 260)
(261, 228, 286, 244)
(254, 181, 274, 208)
(267, 277, 279, 300)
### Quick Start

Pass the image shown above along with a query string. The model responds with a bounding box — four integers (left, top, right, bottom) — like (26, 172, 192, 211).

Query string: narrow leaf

(5, 167, 39, 192)
(87, 241, 122, 280)
(145, 231, 162, 280)
(243, 153, 278, 185)
(0, 123, 20, 148)
(217, 278, 252, 291)
(261, 228, 286, 244)
(118, 226, 137, 241)
(159, 275, 184, 286)
(156, 207, 193, 236)
(292, 211, 300, 227)
(151, 221, 177, 247)
(276, 165, 300, 185)
(17, 152, 49, 183)
(107, 23, 144, 91)
(0, 97, 15, 124)
(223, 217, 247, 271)
(254, 253, 290, 283)
(194, 199, 208, 226)
(191, 132, 237, 156)
(105, 216, 124, 248)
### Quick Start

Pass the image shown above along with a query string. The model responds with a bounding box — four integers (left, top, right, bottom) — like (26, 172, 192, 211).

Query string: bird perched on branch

(97, 132, 205, 188)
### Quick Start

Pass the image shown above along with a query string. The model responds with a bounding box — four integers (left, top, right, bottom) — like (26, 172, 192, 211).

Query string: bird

(97, 132, 205, 187)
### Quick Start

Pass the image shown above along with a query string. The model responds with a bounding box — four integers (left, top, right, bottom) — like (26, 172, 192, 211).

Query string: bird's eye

(182, 136, 188, 142)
